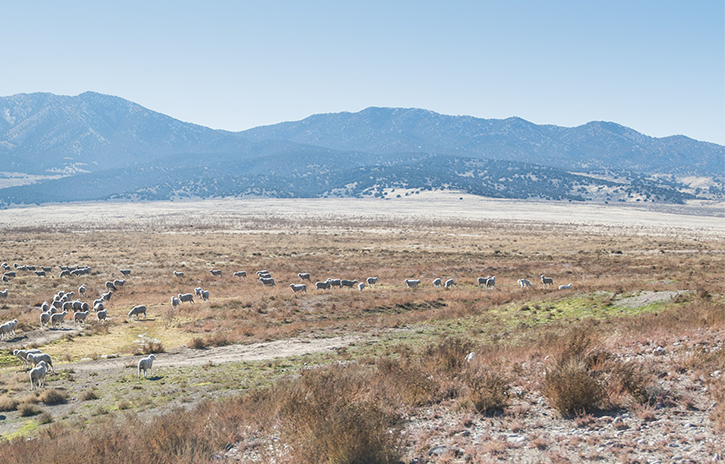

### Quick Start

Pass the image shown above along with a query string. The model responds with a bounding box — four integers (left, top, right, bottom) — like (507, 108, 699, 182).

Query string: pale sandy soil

(0, 194, 722, 238)
(613, 291, 688, 309)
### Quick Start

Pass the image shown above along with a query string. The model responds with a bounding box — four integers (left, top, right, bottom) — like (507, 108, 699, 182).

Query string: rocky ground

(219, 294, 725, 463)
(393, 342, 722, 463)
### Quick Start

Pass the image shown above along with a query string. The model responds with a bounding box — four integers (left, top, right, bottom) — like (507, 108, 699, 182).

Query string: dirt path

(2, 291, 689, 373)
(1, 327, 83, 350)
(63, 334, 360, 374)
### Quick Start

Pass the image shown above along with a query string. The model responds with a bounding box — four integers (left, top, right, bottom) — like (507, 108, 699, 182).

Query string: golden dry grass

(1, 216, 721, 353)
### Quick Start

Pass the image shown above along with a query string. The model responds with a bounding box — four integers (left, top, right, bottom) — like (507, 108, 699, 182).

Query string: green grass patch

(487, 291, 684, 330)
(327, 291, 693, 365)
(3, 420, 38, 440)
(0, 355, 20, 368)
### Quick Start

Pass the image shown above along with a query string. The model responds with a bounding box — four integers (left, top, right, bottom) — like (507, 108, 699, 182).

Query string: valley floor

(0, 197, 721, 463)
(0, 194, 723, 236)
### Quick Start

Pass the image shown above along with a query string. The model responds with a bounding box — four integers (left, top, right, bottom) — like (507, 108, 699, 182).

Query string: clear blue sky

(2, 1, 723, 145)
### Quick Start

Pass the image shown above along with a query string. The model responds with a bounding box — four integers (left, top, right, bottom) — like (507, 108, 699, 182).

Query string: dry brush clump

(79, 389, 99, 402)
(464, 365, 511, 415)
(18, 403, 42, 417)
(543, 356, 605, 416)
(135, 334, 165, 354)
(0, 396, 19, 412)
(541, 328, 654, 416)
(276, 365, 403, 464)
(421, 337, 474, 377)
(188, 337, 208, 349)
(379, 338, 520, 415)
(376, 357, 441, 407)
(39, 389, 67, 406)
(604, 357, 651, 406)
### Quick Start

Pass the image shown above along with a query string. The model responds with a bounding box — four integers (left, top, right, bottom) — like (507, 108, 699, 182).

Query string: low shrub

(189, 333, 232, 350)
(206, 332, 232, 347)
(541, 328, 610, 416)
(18, 403, 42, 417)
(84, 321, 110, 336)
(422, 337, 474, 377)
(117, 400, 131, 410)
(39, 389, 67, 405)
(377, 358, 440, 407)
(683, 341, 725, 375)
(543, 357, 603, 417)
(144, 340, 165, 354)
(0, 397, 19, 412)
(79, 389, 99, 401)
(189, 337, 208, 349)
(279, 364, 403, 464)
(606, 359, 651, 405)
(466, 366, 511, 415)
(642, 385, 678, 408)
(136, 334, 166, 354)
(21, 394, 40, 404)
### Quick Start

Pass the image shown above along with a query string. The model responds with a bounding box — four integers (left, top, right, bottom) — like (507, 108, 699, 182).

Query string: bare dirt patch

(0, 327, 83, 351)
(614, 290, 689, 309)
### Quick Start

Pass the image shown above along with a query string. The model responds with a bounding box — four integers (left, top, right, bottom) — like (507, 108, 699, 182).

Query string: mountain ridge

(0, 92, 722, 207)
(241, 106, 723, 175)
(0, 92, 250, 174)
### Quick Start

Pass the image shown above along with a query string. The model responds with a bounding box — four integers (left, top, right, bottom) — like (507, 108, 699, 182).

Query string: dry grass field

(0, 196, 722, 463)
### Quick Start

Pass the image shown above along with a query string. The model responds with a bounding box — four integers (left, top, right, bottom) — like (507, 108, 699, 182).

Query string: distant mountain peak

(0, 91, 241, 174)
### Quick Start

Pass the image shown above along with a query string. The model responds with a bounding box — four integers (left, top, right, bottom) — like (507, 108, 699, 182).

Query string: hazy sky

(2, 1, 723, 144)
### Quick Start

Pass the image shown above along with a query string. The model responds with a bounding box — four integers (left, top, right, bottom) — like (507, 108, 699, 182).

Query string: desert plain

(0, 194, 722, 463)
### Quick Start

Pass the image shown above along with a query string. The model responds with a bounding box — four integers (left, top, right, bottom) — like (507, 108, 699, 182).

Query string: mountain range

(0, 92, 722, 207)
